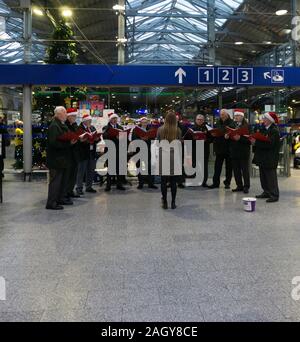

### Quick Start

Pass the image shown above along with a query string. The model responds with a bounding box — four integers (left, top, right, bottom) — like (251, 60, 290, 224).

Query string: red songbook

(134, 126, 158, 140)
(106, 127, 131, 139)
(249, 132, 271, 142)
(58, 131, 80, 142)
(226, 126, 249, 139)
(210, 128, 225, 137)
(183, 128, 206, 140)
(79, 131, 102, 144)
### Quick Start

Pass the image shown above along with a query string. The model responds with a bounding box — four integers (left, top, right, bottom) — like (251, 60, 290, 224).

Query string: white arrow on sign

(264, 72, 271, 80)
(175, 67, 186, 84)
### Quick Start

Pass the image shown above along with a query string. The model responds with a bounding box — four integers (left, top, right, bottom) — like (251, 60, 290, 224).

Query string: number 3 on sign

(237, 68, 253, 85)
(218, 68, 234, 85)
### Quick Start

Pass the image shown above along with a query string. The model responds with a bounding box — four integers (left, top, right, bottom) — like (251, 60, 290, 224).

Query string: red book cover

(226, 126, 249, 139)
(210, 128, 225, 137)
(184, 128, 206, 140)
(251, 132, 271, 142)
(57, 131, 79, 142)
(134, 126, 158, 140)
(106, 127, 131, 139)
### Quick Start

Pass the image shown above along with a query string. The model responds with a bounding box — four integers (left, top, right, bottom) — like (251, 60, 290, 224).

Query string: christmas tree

(45, 20, 78, 64)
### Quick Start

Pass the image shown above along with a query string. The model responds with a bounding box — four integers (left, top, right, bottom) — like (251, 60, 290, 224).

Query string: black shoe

(202, 183, 209, 188)
(46, 205, 64, 210)
(1, 173, 4, 179)
(256, 193, 270, 199)
(232, 188, 243, 193)
(266, 197, 279, 203)
(76, 190, 84, 196)
(57, 199, 73, 206)
(178, 184, 185, 189)
(208, 184, 219, 189)
(171, 201, 177, 210)
(162, 200, 168, 210)
(116, 185, 126, 191)
(137, 184, 144, 190)
(224, 184, 231, 189)
(243, 188, 249, 194)
(148, 184, 158, 189)
(86, 188, 97, 193)
(105, 187, 111, 192)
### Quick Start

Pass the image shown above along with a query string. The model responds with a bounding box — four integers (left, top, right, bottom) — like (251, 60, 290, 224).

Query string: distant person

(227, 110, 251, 194)
(191, 114, 212, 187)
(157, 112, 182, 210)
(208, 109, 235, 189)
(176, 113, 188, 189)
(46, 107, 76, 210)
(251, 112, 281, 203)
(0, 114, 10, 179)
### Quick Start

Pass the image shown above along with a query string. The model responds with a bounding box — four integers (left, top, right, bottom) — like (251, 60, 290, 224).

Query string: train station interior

(1, 0, 300, 323)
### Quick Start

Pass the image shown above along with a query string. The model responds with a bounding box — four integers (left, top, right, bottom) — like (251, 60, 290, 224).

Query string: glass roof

(0, 0, 45, 64)
(126, 0, 244, 64)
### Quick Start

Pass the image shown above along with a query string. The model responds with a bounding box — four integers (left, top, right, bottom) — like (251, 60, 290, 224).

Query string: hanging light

(276, 10, 288, 16)
(33, 7, 44, 16)
(61, 7, 73, 17)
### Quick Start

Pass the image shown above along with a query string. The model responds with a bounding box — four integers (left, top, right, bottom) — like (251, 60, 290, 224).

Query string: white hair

(54, 106, 66, 116)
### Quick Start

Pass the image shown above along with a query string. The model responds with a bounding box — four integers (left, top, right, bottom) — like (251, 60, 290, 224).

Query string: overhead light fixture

(276, 10, 288, 16)
(264, 41, 272, 45)
(61, 7, 73, 17)
(113, 4, 125, 11)
(33, 7, 44, 16)
(235, 41, 244, 45)
(117, 38, 128, 44)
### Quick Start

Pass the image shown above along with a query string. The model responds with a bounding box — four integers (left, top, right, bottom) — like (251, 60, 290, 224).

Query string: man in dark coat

(46, 106, 76, 210)
(0, 114, 10, 179)
(102, 113, 126, 192)
(208, 109, 235, 189)
(65, 108, 81, 198)
(191, 114, 213, 187)
(132, 117, 158, 190)
(176, 113, 189, 189)
(76, 113, 100, 195)
(228, 110, 251, 194)
(252, 112, 281, 203)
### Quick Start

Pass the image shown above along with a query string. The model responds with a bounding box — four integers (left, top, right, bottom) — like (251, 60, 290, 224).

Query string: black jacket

(77, 123, 98, 161)
(213, 117, 235, 155)
(229, 121, 251, 160)
(253, 124, 281, 169)
(0, 123, 10, 159)
(103, 122, 124, 146)
(46, 118, 71, 169)
(66, 120, 81, 163)
(191, 123, 212, 156)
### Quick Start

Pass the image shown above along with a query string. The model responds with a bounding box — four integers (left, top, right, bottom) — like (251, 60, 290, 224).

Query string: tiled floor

(1, 172, 300, 322)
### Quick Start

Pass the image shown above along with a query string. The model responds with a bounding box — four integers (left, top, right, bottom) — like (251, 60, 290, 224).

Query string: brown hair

(161, 112, 178, 142)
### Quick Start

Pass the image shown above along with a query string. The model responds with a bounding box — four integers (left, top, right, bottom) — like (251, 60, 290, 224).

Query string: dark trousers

(0, 157, 4, 176)
(232, 158, 250, 189)
(67, 160, 78, 196)
(161, 176, 177, 202)
(76, 158, 96, 191)
(259, 167, 279, 199)
(213, 153, 232, 186)
(46, 168, 68, 207)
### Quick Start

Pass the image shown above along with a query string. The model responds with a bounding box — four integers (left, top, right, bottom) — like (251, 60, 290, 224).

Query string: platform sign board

(0, 64, 299, 87)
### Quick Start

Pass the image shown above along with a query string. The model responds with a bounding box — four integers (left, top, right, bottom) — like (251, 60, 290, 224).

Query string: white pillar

(117, 0, 126, 65)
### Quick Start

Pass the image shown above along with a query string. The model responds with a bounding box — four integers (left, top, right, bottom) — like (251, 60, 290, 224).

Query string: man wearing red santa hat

(76, 113, 100, 195)
(251, 112, 281, 203)
(102, 113, 126, 192)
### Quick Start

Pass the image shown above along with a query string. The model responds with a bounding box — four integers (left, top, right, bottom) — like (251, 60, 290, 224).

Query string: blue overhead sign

(0, 64, 299, 87)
